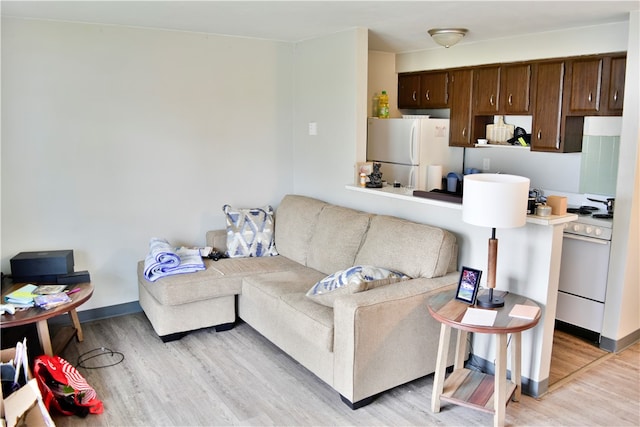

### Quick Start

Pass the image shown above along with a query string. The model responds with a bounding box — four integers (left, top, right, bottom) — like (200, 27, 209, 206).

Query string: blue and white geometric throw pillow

(306, 265, 410, 307)
(223, 205, 279, 258)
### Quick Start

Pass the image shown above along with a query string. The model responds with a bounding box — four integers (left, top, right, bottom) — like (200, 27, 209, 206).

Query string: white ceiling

(1, 1, 638, 53)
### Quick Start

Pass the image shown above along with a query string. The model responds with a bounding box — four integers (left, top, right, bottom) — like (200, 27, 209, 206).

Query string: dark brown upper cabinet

(473, 66, 500, 114)
(448, 69, 474, 147)
(531, 61, 567, 152)
(419, 71, 449, 108)
(398, 71, 449, 109)
(398, 73, 421, 108)
(567, 58, 603, 113)
(605, 56, 626, 113)
(501, 64, 531, 114)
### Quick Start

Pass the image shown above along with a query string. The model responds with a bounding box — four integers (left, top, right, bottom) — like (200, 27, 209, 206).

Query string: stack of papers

(33, 292, 71, 310)
(34, 284, 67, 295)
(461, 307, 497, 326)
(4, 284, 37, 308)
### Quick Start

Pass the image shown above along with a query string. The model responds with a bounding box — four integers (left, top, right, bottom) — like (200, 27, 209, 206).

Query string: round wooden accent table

(427, 288, 541, 427)
(1, 282, 94, 356)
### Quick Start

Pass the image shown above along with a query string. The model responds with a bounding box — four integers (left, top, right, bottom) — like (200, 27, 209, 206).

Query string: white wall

(1, 18, 294, 310)
(292, 28, 369, 205)
(604, 10, 640, 344)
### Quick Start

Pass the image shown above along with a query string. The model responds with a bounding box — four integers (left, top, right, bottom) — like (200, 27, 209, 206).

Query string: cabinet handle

(490, 94, 495, 106)
(588, 92, 592, 103)
(508, 94, 513, 106)
(462, 127, 467, 137)
(537, 130, 542, 140)
(412, 91, 417, 101)
(613, 90, 618, 102)
(426, 90, 430, 101)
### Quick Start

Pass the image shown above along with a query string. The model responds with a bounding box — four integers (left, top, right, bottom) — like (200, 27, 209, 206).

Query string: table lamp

(462, 174, 530, 308)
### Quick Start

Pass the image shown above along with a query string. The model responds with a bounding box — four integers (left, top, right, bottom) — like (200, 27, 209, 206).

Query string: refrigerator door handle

(409, 121, 418, 165)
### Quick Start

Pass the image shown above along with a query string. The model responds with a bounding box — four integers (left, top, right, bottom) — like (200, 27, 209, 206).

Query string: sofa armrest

(206, 230, 228, 251)
(332, 273, 460, 404)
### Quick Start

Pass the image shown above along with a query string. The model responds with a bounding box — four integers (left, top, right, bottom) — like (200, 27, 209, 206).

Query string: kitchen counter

(346, 184, 577, 226)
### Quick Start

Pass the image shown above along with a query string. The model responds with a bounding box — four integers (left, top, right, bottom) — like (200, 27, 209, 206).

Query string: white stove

(557, 203, 613, 341)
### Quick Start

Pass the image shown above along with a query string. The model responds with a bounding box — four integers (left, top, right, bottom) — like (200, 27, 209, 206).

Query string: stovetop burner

(567, 206, 599, 215)
(592, 213, 613, 219)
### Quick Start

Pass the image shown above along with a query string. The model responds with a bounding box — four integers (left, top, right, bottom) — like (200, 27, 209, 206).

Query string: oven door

(558, 234, 611, 302)
(557, 233, 611, 333)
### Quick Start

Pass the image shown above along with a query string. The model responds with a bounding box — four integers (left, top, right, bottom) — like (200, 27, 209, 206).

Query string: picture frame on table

(355, 162, 373, 185)
(455, 266, 482, 305)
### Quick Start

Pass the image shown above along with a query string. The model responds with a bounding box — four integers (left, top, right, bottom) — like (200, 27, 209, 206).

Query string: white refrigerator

(366, 117, 462, 190)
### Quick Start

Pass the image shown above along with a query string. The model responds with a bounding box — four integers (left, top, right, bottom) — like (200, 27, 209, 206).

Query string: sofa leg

(340, 394, 377, 410)
(159, 332, 188, 343)
(214, 322, 235, 332)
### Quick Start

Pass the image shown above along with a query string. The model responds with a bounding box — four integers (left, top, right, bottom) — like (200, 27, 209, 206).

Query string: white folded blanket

(143, 238, 205, 282)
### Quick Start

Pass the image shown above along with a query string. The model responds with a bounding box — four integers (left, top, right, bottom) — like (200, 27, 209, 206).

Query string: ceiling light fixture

(428, 28, 468, 48)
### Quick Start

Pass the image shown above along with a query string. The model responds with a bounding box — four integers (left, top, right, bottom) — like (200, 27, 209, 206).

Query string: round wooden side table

(1, 282, 94, 356)
(427, 288, 541, 427)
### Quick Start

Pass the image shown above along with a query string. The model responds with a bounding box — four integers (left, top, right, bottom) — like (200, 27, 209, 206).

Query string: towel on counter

(143, 238, 205, 282)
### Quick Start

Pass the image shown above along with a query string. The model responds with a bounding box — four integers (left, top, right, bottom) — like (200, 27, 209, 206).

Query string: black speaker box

(10, 250, 74, 283)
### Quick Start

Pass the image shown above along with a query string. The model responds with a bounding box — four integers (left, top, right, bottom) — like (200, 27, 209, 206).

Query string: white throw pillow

(223, 205, 279, 258)
(306, 265, 410, 307)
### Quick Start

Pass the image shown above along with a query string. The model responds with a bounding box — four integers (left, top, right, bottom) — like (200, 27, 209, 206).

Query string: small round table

(1, 282, 94, 356)
(427, 288, 541, 427)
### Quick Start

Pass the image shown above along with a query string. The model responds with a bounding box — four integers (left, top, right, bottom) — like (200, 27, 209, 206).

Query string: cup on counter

(477, 138, 488, 145)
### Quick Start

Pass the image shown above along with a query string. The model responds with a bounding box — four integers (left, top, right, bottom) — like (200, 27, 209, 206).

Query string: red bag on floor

(33, 355, 104, 417)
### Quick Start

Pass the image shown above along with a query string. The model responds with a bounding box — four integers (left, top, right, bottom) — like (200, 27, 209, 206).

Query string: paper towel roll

(427, 165, 443, 191)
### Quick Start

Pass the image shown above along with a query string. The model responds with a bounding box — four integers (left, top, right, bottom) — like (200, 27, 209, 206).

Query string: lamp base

(476, 293, 505, 308)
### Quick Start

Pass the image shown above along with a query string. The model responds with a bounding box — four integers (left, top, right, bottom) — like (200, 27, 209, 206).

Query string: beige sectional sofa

(137, 194, 461, 408)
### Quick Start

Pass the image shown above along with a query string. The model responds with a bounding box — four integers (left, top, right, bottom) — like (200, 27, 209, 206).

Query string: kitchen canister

(446, 172, 461, 193)
(536, 204, 552, 216)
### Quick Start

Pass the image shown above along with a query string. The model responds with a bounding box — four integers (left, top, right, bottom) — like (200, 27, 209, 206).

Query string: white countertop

(345, 184, 578, 226)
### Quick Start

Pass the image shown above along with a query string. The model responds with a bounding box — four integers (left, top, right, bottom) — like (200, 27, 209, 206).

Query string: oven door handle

(563, 233, 610, 245)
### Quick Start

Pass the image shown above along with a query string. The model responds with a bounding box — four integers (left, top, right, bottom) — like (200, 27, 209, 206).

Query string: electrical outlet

(483, 158, 490, 170)
(308, 122, 317, 136)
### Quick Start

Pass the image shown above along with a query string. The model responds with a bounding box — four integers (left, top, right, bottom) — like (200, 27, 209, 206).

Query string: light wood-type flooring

(50, 312, 639, 426)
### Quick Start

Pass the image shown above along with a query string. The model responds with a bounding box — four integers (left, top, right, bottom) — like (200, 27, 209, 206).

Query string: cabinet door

(398, 73, 420, 108)
(607, 56, 625, 112)
(449, 69, 473, 147)
(569, 58, 602, 113)
(473, 66, 500, 114)
(420, 71, 449, 108)
(502, 64, 531, 113)
(532, 62, 564, 152)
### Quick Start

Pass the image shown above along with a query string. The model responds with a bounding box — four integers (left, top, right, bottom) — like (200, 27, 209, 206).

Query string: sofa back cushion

(274, 195, 328, 265)
(306, 205, 371, 274)
(354, 215, 457, 279)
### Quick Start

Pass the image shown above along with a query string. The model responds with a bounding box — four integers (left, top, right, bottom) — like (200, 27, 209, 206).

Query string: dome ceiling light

(428, 28, 468, 48)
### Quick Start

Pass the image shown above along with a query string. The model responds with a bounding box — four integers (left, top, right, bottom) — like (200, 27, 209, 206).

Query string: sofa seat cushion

(306, 205, 372, 275)
(137, 255, 301, 306)
(354, 215, 457, 279)
(241, 268, 334, 352)
(207, 255, 302, 277)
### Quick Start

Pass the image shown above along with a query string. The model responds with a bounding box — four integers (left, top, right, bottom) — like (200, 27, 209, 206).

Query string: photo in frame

(455, 266, 482, 305)
(355, 162, 373, 185)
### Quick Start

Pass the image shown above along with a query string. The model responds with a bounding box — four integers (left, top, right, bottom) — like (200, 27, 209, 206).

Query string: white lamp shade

(462, 174, 530, 228)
